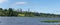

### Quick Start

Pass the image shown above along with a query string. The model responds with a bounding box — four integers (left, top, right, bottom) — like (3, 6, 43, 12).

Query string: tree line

(0, 8, 60, 17)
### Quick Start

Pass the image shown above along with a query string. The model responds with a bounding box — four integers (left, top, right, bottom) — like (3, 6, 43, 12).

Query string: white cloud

(10, 2, 27, 8)
(15, 2, 27, 5)
(0, 0, 8, 3)
(13, 2, 27, 6)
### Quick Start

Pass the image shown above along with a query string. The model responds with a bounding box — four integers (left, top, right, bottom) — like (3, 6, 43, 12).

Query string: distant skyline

(0, 0, 60, 14)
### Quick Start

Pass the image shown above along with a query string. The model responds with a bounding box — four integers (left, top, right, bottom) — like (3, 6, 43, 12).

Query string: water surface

(0, 17, 60, 25)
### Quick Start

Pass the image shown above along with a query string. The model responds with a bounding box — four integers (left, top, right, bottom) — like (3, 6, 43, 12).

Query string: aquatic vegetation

(41, 20, 60, 23)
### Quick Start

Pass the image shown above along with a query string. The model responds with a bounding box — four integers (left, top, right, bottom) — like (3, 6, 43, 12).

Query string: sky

(0, 0, 60, 14)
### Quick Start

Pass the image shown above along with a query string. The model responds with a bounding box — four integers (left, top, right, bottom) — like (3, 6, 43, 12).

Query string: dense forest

(0, 8, 60, 17)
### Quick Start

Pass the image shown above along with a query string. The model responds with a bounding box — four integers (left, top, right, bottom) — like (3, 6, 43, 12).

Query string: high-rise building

(17, 8, 22, 12)
(20, 8, 22, 12)
(28, 8, 30, 12)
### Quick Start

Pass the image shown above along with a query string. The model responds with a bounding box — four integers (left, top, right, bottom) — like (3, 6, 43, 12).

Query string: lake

(0, 17, 60, 25)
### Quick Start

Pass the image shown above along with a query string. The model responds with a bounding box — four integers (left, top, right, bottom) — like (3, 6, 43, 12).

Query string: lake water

(0, 17, 60, 25)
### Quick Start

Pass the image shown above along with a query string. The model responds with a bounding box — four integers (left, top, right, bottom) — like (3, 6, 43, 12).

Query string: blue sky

(0, 0, 60, 14)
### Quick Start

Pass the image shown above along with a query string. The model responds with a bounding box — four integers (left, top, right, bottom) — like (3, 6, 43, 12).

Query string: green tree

(8, 8, 13, 16)
(8, 8, 18, 16)
(0, 8, 3, 10)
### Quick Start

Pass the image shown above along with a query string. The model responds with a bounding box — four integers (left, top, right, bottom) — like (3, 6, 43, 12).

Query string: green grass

(41, 20, 60, 23)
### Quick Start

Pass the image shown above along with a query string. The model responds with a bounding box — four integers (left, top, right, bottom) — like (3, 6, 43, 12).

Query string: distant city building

(28, 8, 30, 12)
(17, 8, 22, 12)
(20, 8, 22, 12)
